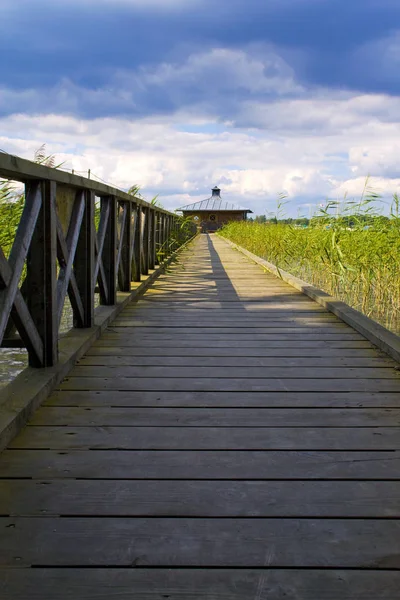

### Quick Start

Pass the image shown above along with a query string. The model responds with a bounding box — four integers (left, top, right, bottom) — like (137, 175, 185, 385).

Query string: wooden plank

(2, 479, 400, 517)
(86, 345, 384, 358)
(2, 568, 400, 600)
(45, 390, 400, 408)
(79, 355, 393, 368)
(1, 516, 400, 567)
(59, 377, 400, 392)
(1, 449, 399, 479)
(66, 365, 399, 379)
(131, 296, 318, 303)
(87, 344, 381, 357)
(28, 407, 400, 427)
(116, 307, 342, 315)
(12, 425, 400, 450)
(131, 301, 328, 309)
(112, 320, 350, 329)
(106, 328, 362, 337)
(96, 338, 374, 348)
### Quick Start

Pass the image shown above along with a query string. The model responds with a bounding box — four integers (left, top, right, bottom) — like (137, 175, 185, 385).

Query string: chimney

(211, 186, 221, 197)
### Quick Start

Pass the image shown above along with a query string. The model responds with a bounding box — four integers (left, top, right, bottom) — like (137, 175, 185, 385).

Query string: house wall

(182, 211, 247, 232)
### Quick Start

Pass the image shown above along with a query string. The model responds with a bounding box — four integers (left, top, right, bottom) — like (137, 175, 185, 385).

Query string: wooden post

(74, 190, 95, 327)
(26, 180, 58, 367)
(165, 214, 171, 257)
(142, 206, 149, 275)
(102, 195, 117, 305)
(119, 201, 132, 292)
(154, 211, 160, 266)
(132, 204, 142, 282)
(161, 213, 167, 261)
(149, 209, 156, 270)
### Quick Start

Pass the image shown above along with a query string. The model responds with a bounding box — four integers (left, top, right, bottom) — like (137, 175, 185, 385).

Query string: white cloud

(1, 44, 400, 216)
(138, 47, 302, 96)
(2, 90, 400, 217)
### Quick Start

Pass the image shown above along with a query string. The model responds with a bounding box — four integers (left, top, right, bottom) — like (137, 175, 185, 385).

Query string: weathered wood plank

(2, 568, 400, 600)
(2, 231, 400, 599)
(95, 338, 374, 348)
(112, 320, 350, 329)
(12, 425, 400, 450)
(106, 327, 363, 337)
(1, 516, 400, 567)
(59, 377, 400, 391)
(79, 354, 393, 368)
(28, 407, 400, 427)
(45, 390, 400, 408)
(67, 365, 399, 379)
(2, 480, 400, 517)
(1, 449, 399, 479)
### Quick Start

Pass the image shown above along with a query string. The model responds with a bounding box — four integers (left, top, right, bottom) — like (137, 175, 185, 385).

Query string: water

(0, 347, 28, 388)
(0, 295, 100, 389)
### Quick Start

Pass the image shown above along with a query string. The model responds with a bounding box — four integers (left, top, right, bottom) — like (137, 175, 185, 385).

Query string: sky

(1, 0, 400, 216)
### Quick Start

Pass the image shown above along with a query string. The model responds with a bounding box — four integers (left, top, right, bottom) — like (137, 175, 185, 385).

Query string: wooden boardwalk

(1, 233, 400, 598)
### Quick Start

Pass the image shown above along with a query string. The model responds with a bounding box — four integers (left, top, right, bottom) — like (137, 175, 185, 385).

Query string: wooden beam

(101, 196, 117, 305)
(132, 205, 142, 282)
(26, 180, 58, 366)
(73, 190, 95, 328)
(118, 201, 132, 292)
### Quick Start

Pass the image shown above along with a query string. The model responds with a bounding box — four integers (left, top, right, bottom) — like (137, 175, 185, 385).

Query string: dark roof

(178, 188, 253, 213)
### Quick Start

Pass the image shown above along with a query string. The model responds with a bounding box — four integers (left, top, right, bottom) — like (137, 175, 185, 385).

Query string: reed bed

(219, 219, 400, 334)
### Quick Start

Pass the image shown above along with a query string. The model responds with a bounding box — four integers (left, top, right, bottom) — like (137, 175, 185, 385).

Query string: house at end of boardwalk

(177, 186, 253, 232)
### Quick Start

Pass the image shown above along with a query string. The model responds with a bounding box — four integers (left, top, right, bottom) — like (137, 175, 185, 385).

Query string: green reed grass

(219, 193, 400, 334)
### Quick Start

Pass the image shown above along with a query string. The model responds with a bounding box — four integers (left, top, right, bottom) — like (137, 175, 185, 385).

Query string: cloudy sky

(1, 0, 400, 216)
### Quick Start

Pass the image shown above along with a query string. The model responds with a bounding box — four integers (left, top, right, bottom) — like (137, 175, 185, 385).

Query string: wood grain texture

(59, 376, 400, 391)
(28, 406, 400, 426)
(1, 449, 400, 479)
(1, 516, 400, 567)
(3, 479, 400, 517)
(45, 390, 400, 408)
(2, 569, 400, 600)
(10, 425, 400, 449)
(1, 233, 400, 598)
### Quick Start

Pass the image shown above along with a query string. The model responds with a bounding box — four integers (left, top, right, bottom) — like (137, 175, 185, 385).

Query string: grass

(219, 191, 400, 334)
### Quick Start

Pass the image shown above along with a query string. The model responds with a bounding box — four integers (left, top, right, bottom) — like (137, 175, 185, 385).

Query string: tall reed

(219, 192, 400, 334)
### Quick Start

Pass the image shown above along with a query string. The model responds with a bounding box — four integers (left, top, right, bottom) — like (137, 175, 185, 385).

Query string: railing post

(142, 206, 150, 275)
(167, 214, 171, 255)
(132, 203, 142, 282)
(149, 209, 156, 270)
(102, 195, 117, 305)
(154, 211, 160, 265)
(74, 190, 95, 327)
(162, 213, 167, 260)
(119, 201, 132, 292)
(26, 180, 58, 367)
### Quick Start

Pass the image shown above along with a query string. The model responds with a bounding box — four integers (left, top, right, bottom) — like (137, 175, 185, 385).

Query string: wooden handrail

(0, 153, 195, 367)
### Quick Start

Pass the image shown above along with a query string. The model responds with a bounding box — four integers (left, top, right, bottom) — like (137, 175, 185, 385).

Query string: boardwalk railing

(0, 153, 195, 368)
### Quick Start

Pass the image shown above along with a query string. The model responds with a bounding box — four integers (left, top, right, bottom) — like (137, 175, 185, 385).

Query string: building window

(209, 214, 216, 221)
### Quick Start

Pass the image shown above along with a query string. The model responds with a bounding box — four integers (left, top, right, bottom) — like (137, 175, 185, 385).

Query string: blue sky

(1, 0, 400, 215)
